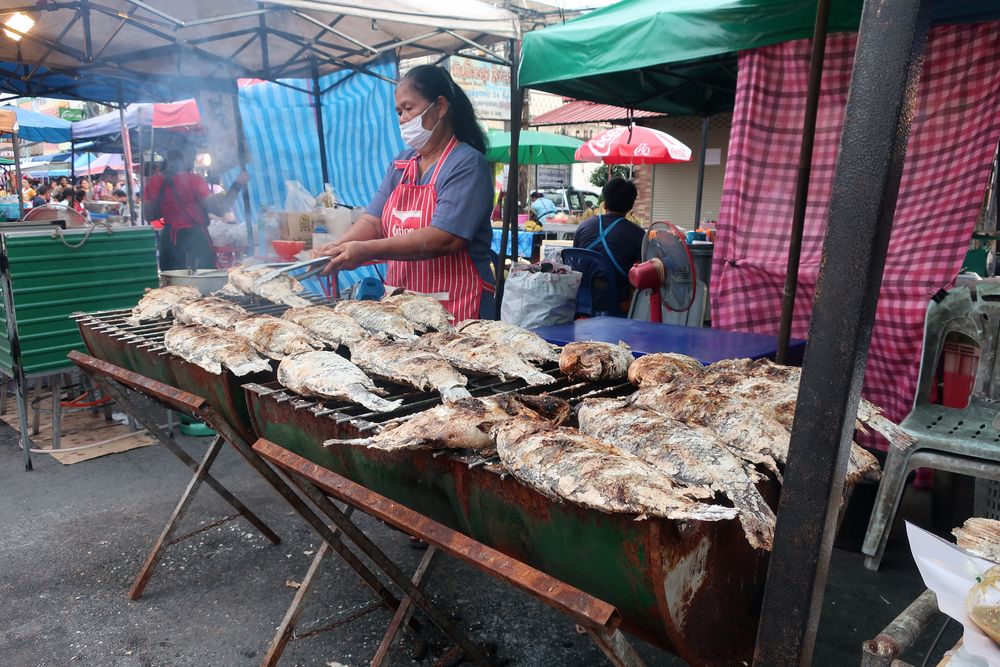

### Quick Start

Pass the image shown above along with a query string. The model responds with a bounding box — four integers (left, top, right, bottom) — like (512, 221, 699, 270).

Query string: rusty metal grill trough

(74, 298, 774, 666)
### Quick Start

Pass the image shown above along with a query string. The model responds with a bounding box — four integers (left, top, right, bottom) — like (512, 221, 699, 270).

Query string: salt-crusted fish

(164, 324, 271, 376)
(493, 420, 737, 521)
(172, 297, 249, 330)
(703, 358, 915, 450)
(224, 264, 312, 307)
(335, 393, 571, 453)
(455, 319, 559, 364)
(630, 383, 881, 484)
(559, 341, 633, 381)
(381, 289, 453, 332)
(232, 314, 324, 360)
(277, 351, 401, 412)
(627, 352, 703, 388)
(126, 285, 201, 326)
(953, 518, 1000, 562)
(335, 300, 418, 340)
(348, 337, 471, 402)
(577, 398, 775, 550)
(414, 332, 556, 386)
(282, 306, 367, 348)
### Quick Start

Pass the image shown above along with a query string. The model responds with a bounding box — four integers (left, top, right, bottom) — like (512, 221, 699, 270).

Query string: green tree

(588, 164, 631, 188)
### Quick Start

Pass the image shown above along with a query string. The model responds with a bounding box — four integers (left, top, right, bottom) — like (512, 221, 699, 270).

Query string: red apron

(381, 137, 491, 321)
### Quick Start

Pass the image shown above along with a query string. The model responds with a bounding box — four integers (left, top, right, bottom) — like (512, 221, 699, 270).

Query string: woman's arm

(201, 172, 250, 217)
(313, 212, 382, 256)
(319, 225, 464, 273)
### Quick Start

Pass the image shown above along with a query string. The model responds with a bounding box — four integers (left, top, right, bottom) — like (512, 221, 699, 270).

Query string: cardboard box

(278, 211, 317, 242)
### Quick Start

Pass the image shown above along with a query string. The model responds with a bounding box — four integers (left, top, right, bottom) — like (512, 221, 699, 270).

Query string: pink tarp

(711, 22, 1000, 441)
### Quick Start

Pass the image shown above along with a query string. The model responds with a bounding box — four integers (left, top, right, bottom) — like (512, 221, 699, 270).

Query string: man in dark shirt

(572, 177, 644, 314)
(30, 184, 50, 209)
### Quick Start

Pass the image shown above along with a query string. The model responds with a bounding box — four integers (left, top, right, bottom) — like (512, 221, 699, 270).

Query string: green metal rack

(0, 226, 158, 469)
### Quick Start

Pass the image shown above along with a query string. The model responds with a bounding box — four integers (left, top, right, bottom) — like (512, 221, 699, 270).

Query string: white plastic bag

(208, 220, 248, 249)
(501, 263, 581, 328)
(284, 181, 316, 211)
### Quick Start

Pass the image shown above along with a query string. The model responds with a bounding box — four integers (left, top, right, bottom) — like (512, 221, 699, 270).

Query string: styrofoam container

(160, 269, 230, 294)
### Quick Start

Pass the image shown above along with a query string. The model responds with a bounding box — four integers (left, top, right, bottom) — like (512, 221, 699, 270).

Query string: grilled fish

(126, 285, 202, 326)
(703, 358, 915, 450)
(348, 337, 471, 402)
(382, 289, 453, 332)
(164, 324, 271, 376)
(628, 352, 703, 388)
(282, 306, 368, 348)
(277, 351, 402, 412)
(454, 319, 559, 364)
(172, 297, 249, 330)
(335, 300, 418, 340)
(577, 398, 775, 550)
(630, 383, 881, 484)
(225, 264, 312, 307)
(493, 420, 737, 522)
(232, 314, 324, 360)
(335, 393, 571, 453)
(414, 332, 556, 386)
(559, 341, 633, 381)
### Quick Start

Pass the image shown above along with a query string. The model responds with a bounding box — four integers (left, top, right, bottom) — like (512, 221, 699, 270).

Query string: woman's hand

(316, 240, 373, 273)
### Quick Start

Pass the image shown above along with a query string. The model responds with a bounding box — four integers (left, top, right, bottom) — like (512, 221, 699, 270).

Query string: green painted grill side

(0, 229, 158, 376)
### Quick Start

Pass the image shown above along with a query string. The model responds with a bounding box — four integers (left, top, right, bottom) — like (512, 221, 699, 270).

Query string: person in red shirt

(144, 146, 248, 271)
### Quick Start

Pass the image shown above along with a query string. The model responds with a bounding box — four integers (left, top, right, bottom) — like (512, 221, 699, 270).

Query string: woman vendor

(315, 65, 496, 320)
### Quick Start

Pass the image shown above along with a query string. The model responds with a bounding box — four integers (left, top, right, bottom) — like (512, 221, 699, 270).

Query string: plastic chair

(862, 284, 1000, 570)
(560, 248, 625, 317)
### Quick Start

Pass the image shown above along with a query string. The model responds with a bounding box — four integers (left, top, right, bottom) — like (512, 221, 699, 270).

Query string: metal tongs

(253, 256, 330, 285)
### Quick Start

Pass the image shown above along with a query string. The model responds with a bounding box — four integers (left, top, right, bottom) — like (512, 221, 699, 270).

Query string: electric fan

(628, 221, 696, 322)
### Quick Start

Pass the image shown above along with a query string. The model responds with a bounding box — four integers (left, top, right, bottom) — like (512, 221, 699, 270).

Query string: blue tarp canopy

(0, 105, 72, 143)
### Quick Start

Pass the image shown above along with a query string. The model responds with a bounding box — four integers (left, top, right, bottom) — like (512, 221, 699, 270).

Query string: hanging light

(3, 12, 35, 42)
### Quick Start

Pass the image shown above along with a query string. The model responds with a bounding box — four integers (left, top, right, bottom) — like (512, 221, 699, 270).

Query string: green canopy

(519, 0, 1000, 115)
(485, 130, 583, 164)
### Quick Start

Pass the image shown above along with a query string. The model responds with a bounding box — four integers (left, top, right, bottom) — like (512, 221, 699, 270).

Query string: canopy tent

(485, 130, 583, 165)
(72, 99, 210, 141)
(0, 1, 519, 103)
(518, 0, 1000, 115)
(0, 105, 72, 143)
(74, 153, 126, 177)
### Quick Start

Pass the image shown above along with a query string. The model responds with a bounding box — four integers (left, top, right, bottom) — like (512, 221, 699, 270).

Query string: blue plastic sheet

(491, 229, 540, 259)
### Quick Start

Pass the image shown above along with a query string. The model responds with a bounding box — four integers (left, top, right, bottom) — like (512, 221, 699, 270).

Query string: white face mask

(399, 101, 440, 150)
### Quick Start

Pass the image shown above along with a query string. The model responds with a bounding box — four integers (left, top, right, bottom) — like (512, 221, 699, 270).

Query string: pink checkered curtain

(712, 22, 1000, 444)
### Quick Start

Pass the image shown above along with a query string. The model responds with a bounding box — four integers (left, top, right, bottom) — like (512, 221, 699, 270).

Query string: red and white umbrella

(575, 125, 693, 165)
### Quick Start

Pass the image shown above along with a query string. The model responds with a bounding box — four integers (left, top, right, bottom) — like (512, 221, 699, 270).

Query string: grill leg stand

(580, 627, 647, 667)
(78, 374, 283, 599)
(51, 373, 61, 450)
(371, 545, 438, 667)
(261, 537, 335, 667)
(290, 476, 492, 666)
(1, 377, 8, 415)
(16, 374, 31, 470)
(129, 434, 225, 600)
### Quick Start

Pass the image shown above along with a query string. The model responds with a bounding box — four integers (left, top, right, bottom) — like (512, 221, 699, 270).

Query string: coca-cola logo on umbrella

(633, 143, 652, 157)
(588, 127, 627, 156)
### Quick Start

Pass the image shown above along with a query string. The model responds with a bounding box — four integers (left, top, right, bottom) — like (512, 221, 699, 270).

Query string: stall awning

(530, 100, 664, 126)
(0, 105, 72, 144)
(0, 1, 519, 103)
(519, 0, 1000, 115)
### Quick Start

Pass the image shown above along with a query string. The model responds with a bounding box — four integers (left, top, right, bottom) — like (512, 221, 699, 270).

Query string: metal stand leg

(129, 434, 226, 600)
(1, 377, 9, 416)
(371, 545, 438, 667)
(260, 541, 332, 667)
(15, 373, 31, 471)
(290, 477, 492, 666)
(51, 373, 61, 451)
(581, 627, 647, 667)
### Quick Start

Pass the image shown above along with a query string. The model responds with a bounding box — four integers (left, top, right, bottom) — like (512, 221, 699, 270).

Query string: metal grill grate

(73, 292, 337, 349)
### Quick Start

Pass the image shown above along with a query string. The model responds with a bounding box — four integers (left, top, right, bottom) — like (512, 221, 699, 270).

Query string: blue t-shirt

(367, 143, 495, 285)
(530, 196, 557, 222)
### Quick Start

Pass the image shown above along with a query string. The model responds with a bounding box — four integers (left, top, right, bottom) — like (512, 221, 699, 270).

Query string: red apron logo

(390, 209, 422, 236)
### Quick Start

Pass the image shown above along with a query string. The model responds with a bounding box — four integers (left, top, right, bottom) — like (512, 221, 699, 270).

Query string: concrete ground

(0, 415, 967, 667)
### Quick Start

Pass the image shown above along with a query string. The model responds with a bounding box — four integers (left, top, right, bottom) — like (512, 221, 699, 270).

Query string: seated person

(529, 191, 557, 223)
(572, 177, 644, 314)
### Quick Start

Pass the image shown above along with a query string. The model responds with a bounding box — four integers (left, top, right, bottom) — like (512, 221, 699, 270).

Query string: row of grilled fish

(344, 351, 908, 552)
